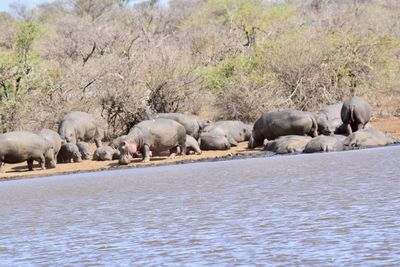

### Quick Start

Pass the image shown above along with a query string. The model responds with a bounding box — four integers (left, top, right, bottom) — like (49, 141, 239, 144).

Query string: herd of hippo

(0, 96, 398, 173)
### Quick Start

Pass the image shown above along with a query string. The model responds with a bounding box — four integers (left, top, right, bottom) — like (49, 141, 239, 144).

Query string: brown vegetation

(0, 0, 400, 138)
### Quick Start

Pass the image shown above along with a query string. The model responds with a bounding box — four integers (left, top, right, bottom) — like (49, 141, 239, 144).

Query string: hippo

(77, 141, 90, 160)
(341, 96, 372, 135)
(93, 145, 120, 161)
(248, 109, 318, 148)
(153, 113, 209, 139)
(0, 131, 56, 172)
(39, 128, 62, 160)
(199, 132, 231, 150)
(110, 135, 127, 149)
(343, 127, 398, 149)
(186, 135, 202, 155)
(118, 119, 186, 164)
(313, 113, 332, 136)
(319, 103, 342, 121)
(58, 111, 102, 147)
(264, 135, 312, 154)
(57, 143, 82, 163)
(303, 135, 345, 153)
(203, 120, 252, 145)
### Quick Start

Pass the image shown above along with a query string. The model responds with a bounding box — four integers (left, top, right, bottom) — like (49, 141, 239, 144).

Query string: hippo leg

(142, 145, 151, 162)
(228, 137, 238, 146)
(345, 123, 353, 135)
(0, 162, 4, 173)
(169, 147, 179, 159)
(356, 123, 364, 131)
(37, 155, 45, 170)
(27, 159, 34, 171)
(94, 128, 102, 148)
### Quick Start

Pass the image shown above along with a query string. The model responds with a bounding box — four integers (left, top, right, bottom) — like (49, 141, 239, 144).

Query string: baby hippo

(57, 143, 82, 163)
(93, 145, 120, 161)
(77, 141, 90, 160)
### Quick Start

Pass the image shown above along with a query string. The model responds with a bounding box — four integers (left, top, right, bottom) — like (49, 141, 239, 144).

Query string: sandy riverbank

(1, 117, 399, 181)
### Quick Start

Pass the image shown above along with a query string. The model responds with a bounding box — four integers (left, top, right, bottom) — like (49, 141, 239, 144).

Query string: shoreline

(1, 117, 399, 181)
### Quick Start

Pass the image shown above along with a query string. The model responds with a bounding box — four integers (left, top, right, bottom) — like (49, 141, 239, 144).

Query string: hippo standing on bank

(341, 96, 372, 135)
(58, 111, 102, 147)
(186, 135, 202, 155)
(39, 128, 62, 160)
(264, 135, 312, 154)
(248, 109, 318, 148)
(0, 131, 56, 172)
(153, 113, 209, 139)
(93, 145, 120, 161)
(303, 135, 345, 153)
(57, 143, 82, 163)
(118, 119, 186, 164)
(343, 127, 398, 149)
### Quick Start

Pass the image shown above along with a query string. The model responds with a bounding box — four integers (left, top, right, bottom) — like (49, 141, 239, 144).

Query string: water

(0, 146, 399, 266)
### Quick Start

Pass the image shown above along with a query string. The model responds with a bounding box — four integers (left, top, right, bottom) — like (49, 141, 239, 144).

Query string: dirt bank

(1, 117, 399, 180)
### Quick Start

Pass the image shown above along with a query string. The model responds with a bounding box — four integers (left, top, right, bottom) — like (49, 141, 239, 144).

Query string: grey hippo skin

(186, 135, 202, 155)
(153, 113, 209, 139)
(119, 119, 186, 164)
(93, 145, 120, 161)
(303, 135, 345, 153)
(77, 141, 90, 160)
(248, 109, 318, 148)
(39, 128, 62, 160)
(203, 120, 252, 145)
(343, 127, 398, 149)
(264, 135, 312, 154)
(199, 133, 231, 150)
(341, 96, 372, 135)
(317, 103, 343, 134)
(0, 131, 56, 172)
(58, 111, 102, 147)
(110, 135, 127, 149)
(57, 143, 82, 163)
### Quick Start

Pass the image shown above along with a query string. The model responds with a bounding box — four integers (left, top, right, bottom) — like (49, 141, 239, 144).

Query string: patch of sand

(1, 117, 399, 180)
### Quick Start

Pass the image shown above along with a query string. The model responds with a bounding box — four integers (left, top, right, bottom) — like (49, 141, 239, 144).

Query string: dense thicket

(0, 0, 399, 137)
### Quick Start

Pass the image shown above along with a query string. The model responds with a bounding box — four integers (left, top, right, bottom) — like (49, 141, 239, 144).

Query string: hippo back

(154, 113, 201, 139)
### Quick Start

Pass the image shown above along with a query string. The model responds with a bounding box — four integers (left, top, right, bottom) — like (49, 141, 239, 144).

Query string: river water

(0, 146, 399, 266)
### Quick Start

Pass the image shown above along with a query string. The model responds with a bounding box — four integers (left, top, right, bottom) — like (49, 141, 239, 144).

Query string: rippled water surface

(0, 146, 399, 266)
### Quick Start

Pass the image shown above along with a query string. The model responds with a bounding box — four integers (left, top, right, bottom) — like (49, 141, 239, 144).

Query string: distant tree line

(0, 0, 399, 137)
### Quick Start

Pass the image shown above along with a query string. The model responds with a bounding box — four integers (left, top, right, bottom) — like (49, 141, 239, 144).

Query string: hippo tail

(349, 105, 355, 124)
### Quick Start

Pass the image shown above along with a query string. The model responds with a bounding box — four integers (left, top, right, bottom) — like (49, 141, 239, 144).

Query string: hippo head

(118, 140, 137, 165)
(315, 114, 333, 136)
(68, 143, 82, 162)
(44, 148, 56, 169)
(61, 129, 77, 144)
(243, 124, 253, 141)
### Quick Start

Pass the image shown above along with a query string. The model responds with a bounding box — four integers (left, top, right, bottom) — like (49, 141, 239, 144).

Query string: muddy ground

(1, 117, 399, 180)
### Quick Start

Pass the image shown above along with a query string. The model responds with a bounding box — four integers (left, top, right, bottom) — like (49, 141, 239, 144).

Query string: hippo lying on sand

(119, 119, 186, 164)
(0, 131, 56, 172)
(58, 111, 102, 147)
(343, 128, 398, 149)
(304, 135, 345, 153)
(264, 135, 312, 154)
(249, 109, 318, 148)
(93, 145, 120, 161)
